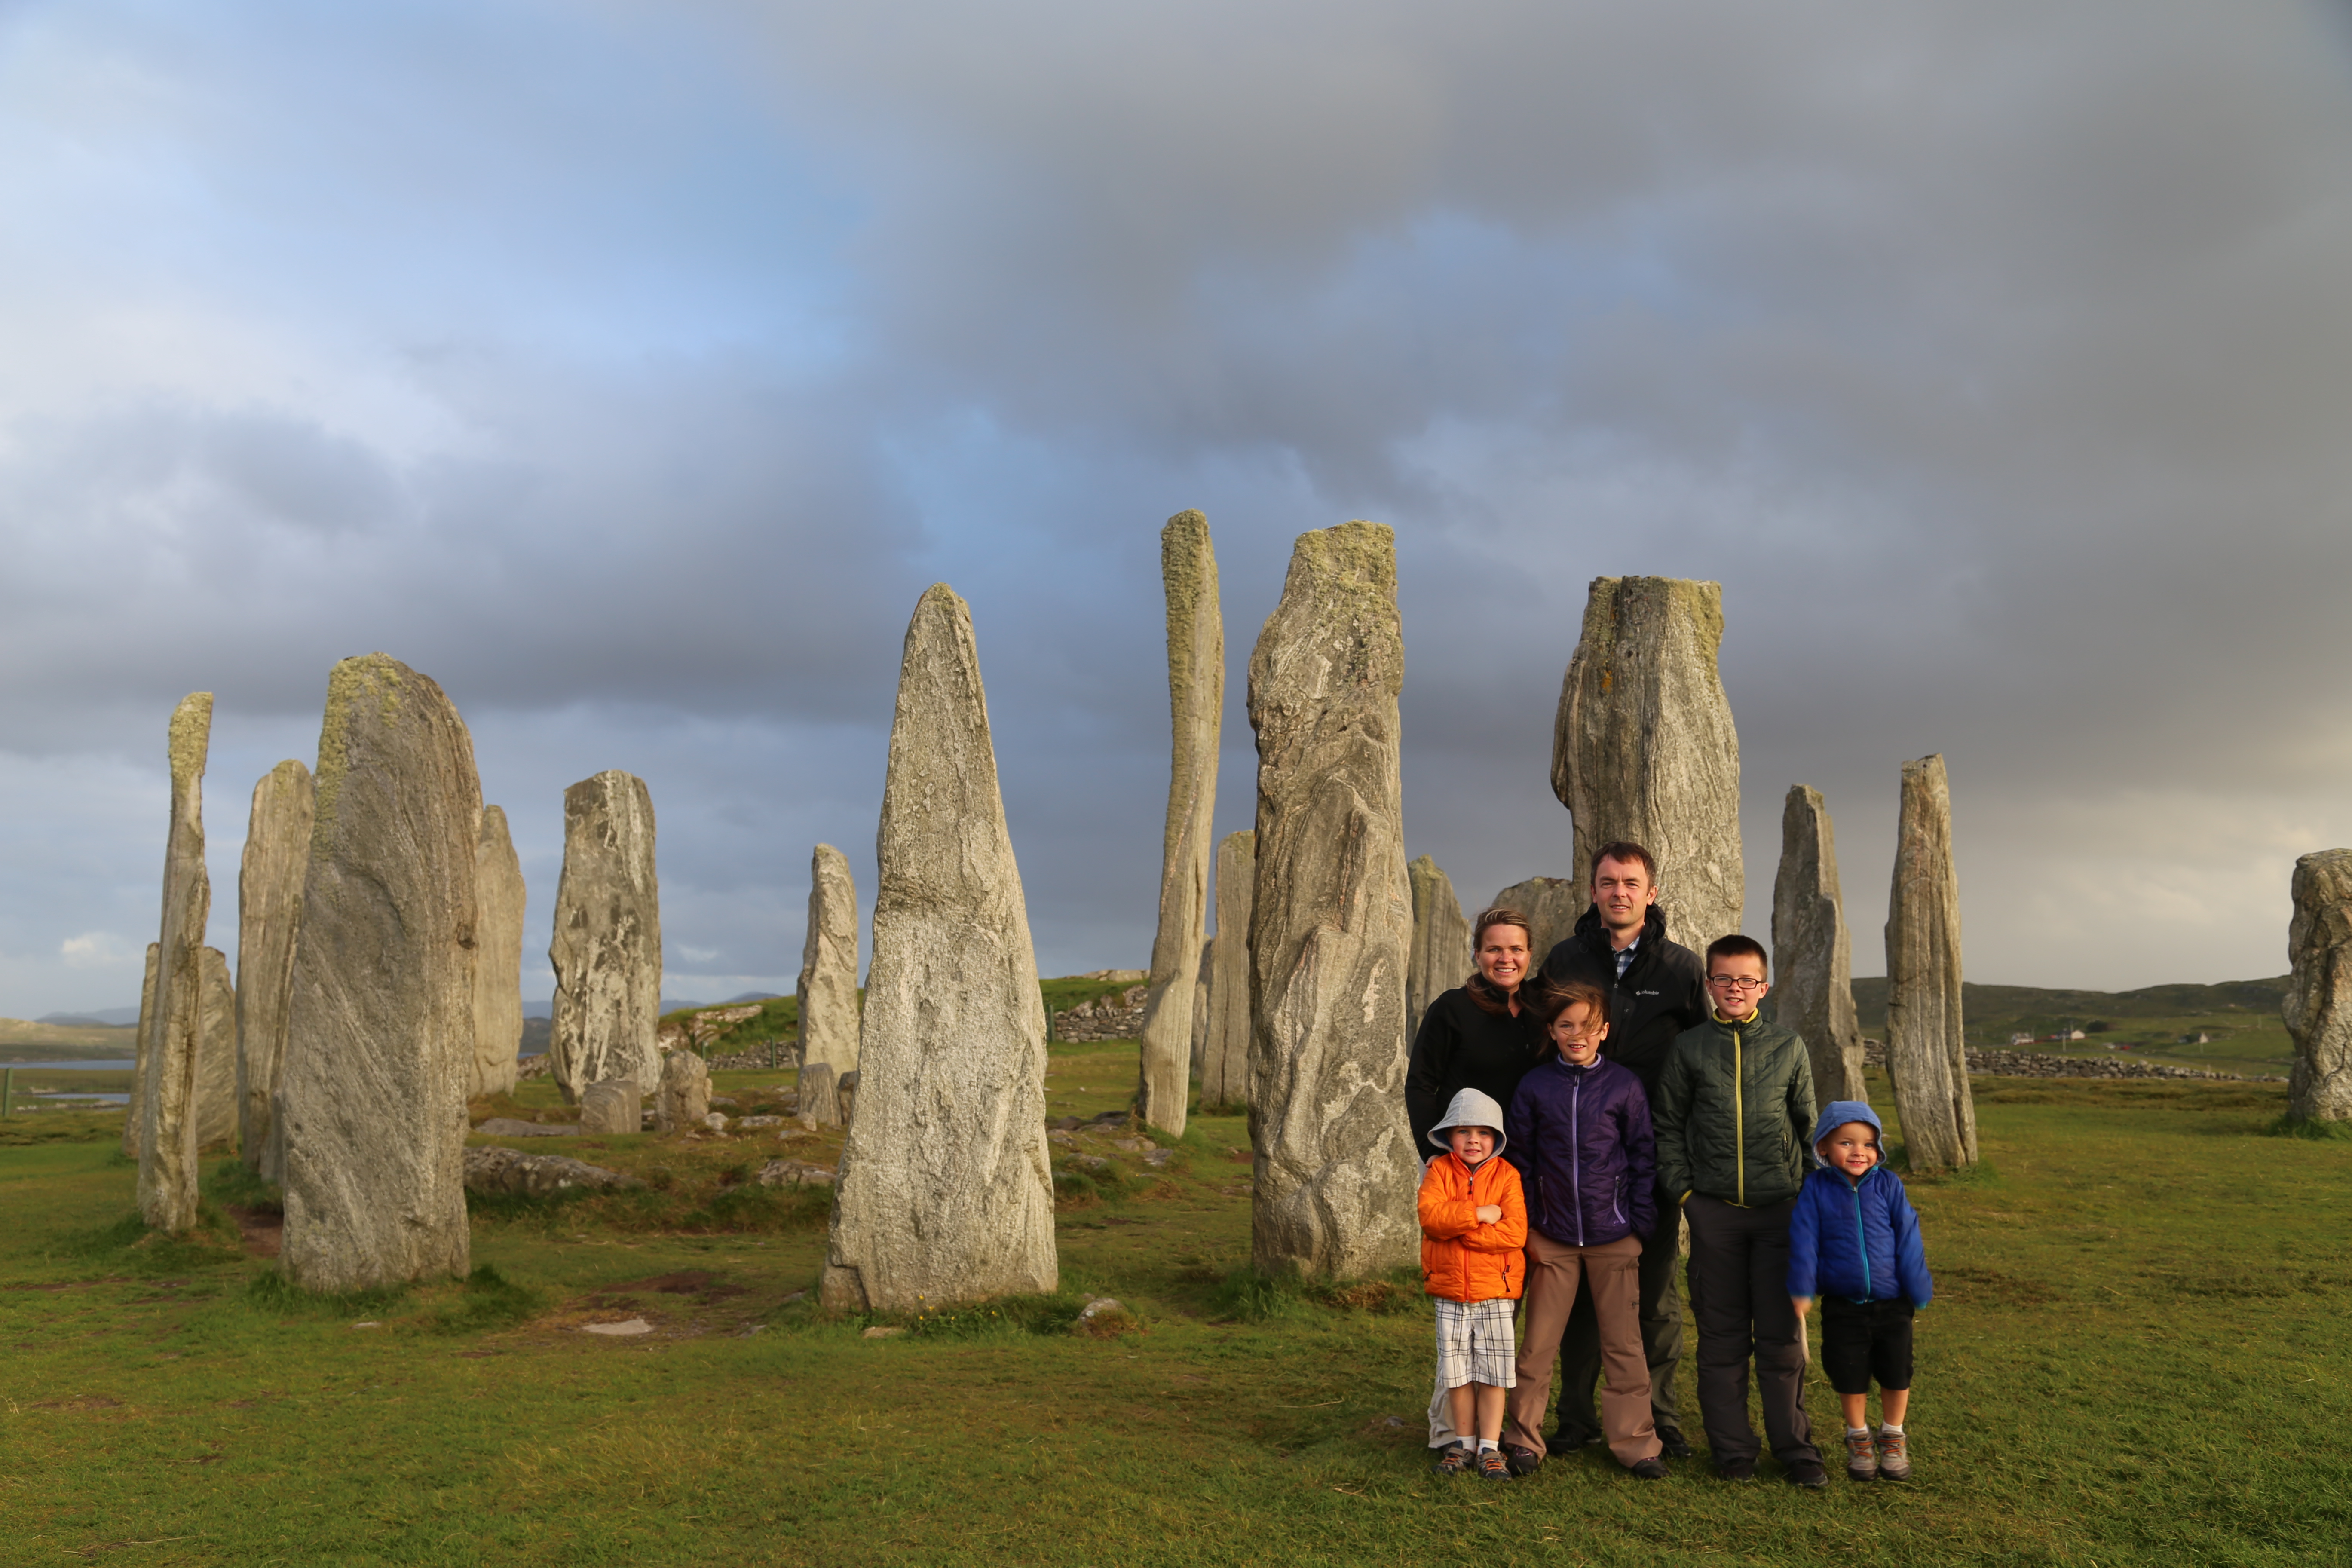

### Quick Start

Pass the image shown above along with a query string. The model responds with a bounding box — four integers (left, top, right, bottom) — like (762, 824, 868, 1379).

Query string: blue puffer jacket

(1785, 1101, 1933, 1307)
(1504, 1054, 1656, 1248)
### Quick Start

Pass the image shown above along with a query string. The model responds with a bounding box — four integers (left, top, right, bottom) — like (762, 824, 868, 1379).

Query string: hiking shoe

(1782, 1458, 1828, 1489)
(1844, 1430, 1878, 1481)
(1715, 1461, 1756, 1482)
(1655, 1427, 1694, 1460)
(1477, 1448, 1512, 1481)
(1502, 1444, 1544, 1477)
(1433, 1442, 1474, 1477)
(1626, 1457, 1669, 1481)
(1545, 1428, 1603, 1456)
(1875, 1428, 1912, 1482)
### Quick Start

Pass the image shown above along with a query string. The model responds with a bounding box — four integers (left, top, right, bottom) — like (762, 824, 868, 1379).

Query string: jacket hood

(1572, 901, 1670, 951)
(1808, 1100, 1884, 1165)
(1429, 1086, 1508, 1154)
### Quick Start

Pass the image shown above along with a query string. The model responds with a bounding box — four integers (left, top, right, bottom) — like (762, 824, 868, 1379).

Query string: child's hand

(1474, 1204, 1502, 1225)
(1791, 1296, 1811, 1318)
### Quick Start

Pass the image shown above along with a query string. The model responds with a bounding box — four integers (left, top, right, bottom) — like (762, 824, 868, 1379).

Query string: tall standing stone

(1883, 754, 1977, 1171)
(138, 692, 213, 1234)
(1199, 830, 1255, 1111)
(122, 943, 159, 1160)
(1771, 786, 1868, 1106)
(1406, 856, 1471, 1039)
(280, 654, 481, 1292)
(796, 843, 860, 1098)
(1137, 511, 1224, 1137)
(1246, 522, 1418, 1279)
(1490, 876, 1583, 968)
(1190, 937, 1213, 1080)
(1551, 577, 1743, 950)
(821, 585, 1057, 1313)
(2284, 849, 2352, 1123)
(236, 759, 312, 1177)
(195, 946, 238, 1150)
(655, 1049, 711, 1133)
(470, 805, 527, 1099)
(548, 771, 662, 1103)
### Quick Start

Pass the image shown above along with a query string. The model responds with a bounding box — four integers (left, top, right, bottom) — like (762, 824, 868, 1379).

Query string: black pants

(1550, 1191, 1684, 1439)
(1683, 1193, 1819, 1471)
(1820, 1296, 1915, 1395)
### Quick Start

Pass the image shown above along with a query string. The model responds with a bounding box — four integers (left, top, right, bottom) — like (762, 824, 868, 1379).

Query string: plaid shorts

(1433, 1296, 1517, 1390)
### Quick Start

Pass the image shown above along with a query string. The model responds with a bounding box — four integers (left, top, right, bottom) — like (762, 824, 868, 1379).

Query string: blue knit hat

(1807, 1100, 1883, 1165)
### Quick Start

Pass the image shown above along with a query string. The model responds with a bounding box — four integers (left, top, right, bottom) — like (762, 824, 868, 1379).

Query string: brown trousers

(1505, 1229, 1659, 1466)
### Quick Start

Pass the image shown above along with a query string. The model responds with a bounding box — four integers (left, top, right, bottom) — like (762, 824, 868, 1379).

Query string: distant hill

(1846, 974, 2291, 1033)
(37, 1008, 138, 1027)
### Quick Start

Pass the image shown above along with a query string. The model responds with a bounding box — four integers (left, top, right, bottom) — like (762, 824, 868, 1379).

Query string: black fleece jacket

(1404, 985, 1553, 1156)
(1539, 903, 1709, 1095)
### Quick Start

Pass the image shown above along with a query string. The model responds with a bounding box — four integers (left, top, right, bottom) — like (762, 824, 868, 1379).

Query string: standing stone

(236, 759, 312, 1177)
(579, 1079, 641, 1136)
(1189, 937, 1213, 1081)
(1406, 856, 1471, 1039)
(470, 805, 527, 1100)
(1883, 755, 1978, 1171)
(1246, 522, 1418, 1279)
(1490, 876, 1584, 965)
(1771, 786, 1868, 1106)
(138, 692, 213, 1234)
(280, 654, 480, 1292)
(2284, 850, 2352, 1122)
(799, 1060, 841, 1127)
(122, 943, 159, 1161)
(1199, 830, 1256, 1111)
(548, 771, 663, 1103)
(1137, 510, 1224, 1137)
(796, 844, 860, 1090)
(655, 1050, 710, 1133)
(821, 584, 1057, 1313)
(1551, 577, 1743, 950)
(195, 946, 238, 1150)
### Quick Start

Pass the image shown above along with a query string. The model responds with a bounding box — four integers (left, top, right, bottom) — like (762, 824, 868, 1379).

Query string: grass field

(1848, 977, 2294, 1077)
(1, 1041, 2346, 1566)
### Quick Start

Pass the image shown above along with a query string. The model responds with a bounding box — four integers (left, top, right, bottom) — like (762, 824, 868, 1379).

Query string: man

(1531, 842, 1708, 1464)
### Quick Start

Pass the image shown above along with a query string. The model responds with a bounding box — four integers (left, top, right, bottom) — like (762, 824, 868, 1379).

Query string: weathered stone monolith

(1551, 577, 1743, 951)
(1490, 876, 1583, 966)
(655, 1049, 710, 1133)
(2285, 849, 2352, 1123)
(279, 654, 481, 1292)
(821, 584, 1057, 1313)
(1883, 755, 1977, 1171)
(1190, 937, 1213, 1079)
(1137, 510, 1224, 1138)
(470, 805, 527, 1100)
(796, 844, 860, 1092)
(236, 759, 312, 1177)
(123, 943, 159, 1161)
(1246, 522, 1418, 1279)
(549, 771, 662, 1103)
(1772, 786, 1868, 1106)
(1200, 830, 1255, 1111)
(799, 1061, 840, 1127)
(1406, 856, 1470, 1040)
(196, 946, 237, 1150)
(579, 1078, 640, 1136)
(138, 692, 213, 1234)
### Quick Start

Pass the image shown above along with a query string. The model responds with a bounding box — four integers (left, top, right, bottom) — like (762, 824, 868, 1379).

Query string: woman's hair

(1525, 977, 1610, 1029)
(1462, 906, 1536, 1015)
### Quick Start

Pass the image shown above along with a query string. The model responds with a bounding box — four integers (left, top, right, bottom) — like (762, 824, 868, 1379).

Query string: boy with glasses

(1651, 935, 1826, 1487)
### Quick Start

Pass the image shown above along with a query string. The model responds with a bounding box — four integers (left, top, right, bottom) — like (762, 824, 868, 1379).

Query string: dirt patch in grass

(225, 1204, 282, 1258)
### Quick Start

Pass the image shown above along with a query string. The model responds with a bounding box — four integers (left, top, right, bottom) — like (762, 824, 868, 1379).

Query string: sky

(4, 0, 2352, 1016)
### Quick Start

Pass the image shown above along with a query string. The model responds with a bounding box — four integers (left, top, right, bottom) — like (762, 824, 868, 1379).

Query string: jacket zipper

(1570, 1070, 1584, 1246)
(1733, 1024, 1745, 1207)
(1850, 1174, 1871, 1302)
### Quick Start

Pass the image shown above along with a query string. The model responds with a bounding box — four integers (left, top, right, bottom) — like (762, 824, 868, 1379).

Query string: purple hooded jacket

(1504, 1054, 1658, 1249)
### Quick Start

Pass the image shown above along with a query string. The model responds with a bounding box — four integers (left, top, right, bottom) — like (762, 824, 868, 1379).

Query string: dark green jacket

(1653, 1012, 1817, 1208)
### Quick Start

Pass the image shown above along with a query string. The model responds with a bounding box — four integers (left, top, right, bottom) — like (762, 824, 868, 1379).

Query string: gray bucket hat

(1428, 1087, 1508, 1154)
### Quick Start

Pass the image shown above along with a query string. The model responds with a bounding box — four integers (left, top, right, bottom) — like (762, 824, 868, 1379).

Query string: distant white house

(2009, 1032, 2036, 1048)
(2044, 1029, 2087, 1042)
(2180, 1031, 2212, 1045)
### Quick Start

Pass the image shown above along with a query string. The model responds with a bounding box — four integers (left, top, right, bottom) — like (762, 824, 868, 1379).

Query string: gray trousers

(1550, 1190, 1684, 1439)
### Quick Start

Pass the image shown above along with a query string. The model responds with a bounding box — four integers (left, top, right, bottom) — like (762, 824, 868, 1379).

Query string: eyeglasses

(1706, 975, 1768, 991)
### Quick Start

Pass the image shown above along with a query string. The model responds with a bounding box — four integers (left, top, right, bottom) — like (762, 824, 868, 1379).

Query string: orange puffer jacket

(1418, 1152, 1529, 1302)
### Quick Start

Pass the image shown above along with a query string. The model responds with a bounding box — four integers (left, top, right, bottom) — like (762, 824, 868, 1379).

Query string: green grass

(3, 1056, 2348, 1565)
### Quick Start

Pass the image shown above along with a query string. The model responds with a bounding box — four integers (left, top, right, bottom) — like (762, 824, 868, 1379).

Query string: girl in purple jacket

(1498, 979, 1668, 1479)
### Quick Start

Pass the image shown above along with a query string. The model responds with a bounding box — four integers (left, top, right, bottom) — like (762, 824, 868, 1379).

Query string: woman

(1405, 907, 1552, 1161)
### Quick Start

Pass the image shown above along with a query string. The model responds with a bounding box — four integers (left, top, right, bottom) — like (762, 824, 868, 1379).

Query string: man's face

(1819, 1123, 1880, 1178)
(1706, 952, 1770, 1017)
(1448, 1124, 1496, 1164)
(1592, 856, 1658, 931)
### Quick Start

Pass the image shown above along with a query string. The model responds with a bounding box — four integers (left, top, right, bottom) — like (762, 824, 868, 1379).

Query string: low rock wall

(1861, 1037, 2282, 1084)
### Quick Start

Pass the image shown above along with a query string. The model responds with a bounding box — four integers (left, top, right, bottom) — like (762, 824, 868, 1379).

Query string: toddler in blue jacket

(1787, 1101, 1932, 1483)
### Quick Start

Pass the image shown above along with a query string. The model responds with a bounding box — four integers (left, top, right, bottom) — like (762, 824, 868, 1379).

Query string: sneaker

(1715, 1461, 1756, 1482)
(1875, 1428, 1912, 1482)
(1477, 1448, 1512, 1481)
(1545, 1428, 1604, 1456)
(1433, 1442, 1474, 1477)
(1655, 1427, 1695, 1460)
(1782, 1458, 1828, 1489)
(1843, 1430, 1878, 1482)
(1626, 1457, 1669, 1481)
(1502, 1444, 1544, 1477)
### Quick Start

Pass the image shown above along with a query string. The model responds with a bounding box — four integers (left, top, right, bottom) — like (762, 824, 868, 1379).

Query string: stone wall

(1052, 986, 1148, 1043)
(1859, 1037, 2281, 1084)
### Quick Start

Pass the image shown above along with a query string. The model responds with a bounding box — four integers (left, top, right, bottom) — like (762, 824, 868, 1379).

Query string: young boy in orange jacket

(1419, 1086, 1530, 1480)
